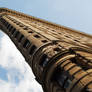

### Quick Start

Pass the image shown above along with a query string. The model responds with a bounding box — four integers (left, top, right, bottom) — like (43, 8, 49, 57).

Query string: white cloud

(0, 79, 11, 92)
(0, 31, 43, 92)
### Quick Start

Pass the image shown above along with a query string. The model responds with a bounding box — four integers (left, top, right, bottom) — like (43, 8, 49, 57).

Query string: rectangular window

(14, 31, 20, 38)
(9, 26, 13, 31)
(29, 45, 37, 55)
(11, 28, 16, 34)
(39, 54, 48, 67)
(23, 39, 31, 49)
(34, 35, 40, 38)
(7, 24, 10, 29)
(18, 34, 24, 42)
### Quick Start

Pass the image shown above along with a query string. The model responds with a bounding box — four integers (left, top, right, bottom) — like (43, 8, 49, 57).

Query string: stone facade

(0, 8, 92, 92)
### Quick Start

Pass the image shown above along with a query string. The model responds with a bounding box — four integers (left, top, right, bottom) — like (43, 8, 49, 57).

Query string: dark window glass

(39, 54, 48, 67)
(11, 28, 16, 34)
(42, 40, 48, 43)
(7, 24, 10, 29)
(29, 45, 36, 55)
(54, 47, 61, 52)
(57, 73, 67, 87)
(9, 26, 13, 30)
(28, 31, 33, 33)
(64, 79, 72, 88)
(14, 31, 20, 38)
(34, 35, 40, 38)
(23, 39, 31, 49)
(18, 35, 24, 42)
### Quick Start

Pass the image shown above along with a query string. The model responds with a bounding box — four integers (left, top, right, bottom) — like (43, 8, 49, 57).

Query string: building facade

(0, 8, 92, 92)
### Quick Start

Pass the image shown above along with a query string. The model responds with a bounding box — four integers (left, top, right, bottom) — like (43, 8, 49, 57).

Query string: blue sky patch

(0, 65, 8, 81)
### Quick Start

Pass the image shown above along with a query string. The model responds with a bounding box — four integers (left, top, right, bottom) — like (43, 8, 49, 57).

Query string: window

(29, 45, 37, 55)
(39, 54, 48, 67)
(23, 39, 31, 49)
(18, 34, 24, 42)
(11, 28, 16, 34)
(14, 31, 20, 38)
(34, 35, 40, 38)
(15, 21, 18, 24)
(57, 73, 67, 87)
(5, 21, 8, 26)
(54, 47, 61, 52)
(9, 26, 13, 30)
(23, 27, 28, 30)
(19, 24, 24, 27)
(41, 40, 48, 43)
(64, 79, 72, 88)
(28, 31, 33, 33)
(7, 24, 10, 29)
(74, 39, 80, 42)
(65, 35, 71, 38)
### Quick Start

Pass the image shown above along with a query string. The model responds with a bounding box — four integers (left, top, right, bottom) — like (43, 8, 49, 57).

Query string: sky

(0, 0, 92, 92)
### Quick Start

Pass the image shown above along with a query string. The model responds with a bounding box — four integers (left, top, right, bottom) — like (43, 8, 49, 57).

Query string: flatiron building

(0, 8, 92, 92)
